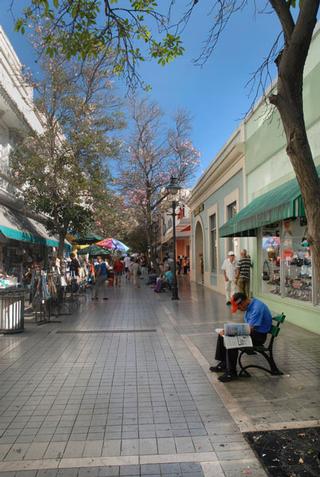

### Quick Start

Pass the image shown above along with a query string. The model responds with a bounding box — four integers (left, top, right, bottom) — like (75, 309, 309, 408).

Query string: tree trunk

(145, 191, 159, 271)
(58, 232, 66, 259)
(146, 214, 158, 271)
(269, 0, 320, 290)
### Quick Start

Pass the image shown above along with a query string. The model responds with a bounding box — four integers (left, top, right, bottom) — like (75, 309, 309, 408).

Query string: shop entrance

(195, 222, 204, 284)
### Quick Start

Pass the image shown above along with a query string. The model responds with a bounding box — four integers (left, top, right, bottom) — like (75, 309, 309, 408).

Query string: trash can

(0, 288, 25, 333)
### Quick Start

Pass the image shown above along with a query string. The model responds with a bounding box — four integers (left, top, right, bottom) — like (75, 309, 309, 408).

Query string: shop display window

(261, 220, 317, 304)
(282, 220, 312, 302)
(261, 225, 281, 296)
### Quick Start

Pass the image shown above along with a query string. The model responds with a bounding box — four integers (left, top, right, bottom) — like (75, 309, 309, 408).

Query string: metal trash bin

(0, 288, 25, 334)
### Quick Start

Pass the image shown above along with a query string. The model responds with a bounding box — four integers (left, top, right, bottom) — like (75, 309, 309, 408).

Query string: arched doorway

(195, 221, 204, 284)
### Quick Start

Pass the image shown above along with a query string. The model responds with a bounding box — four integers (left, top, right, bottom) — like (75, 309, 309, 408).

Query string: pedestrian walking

(69, 252, 81, 292)
(124, 255, 131, 280)
(221, 251, 237, 305)
(183, 256, 188, 274)
(113, 257, 124, 287)
(176, 258, 181, 275)
(235, 249, 252, 297)
(92, 256, 109, 300)
(139, 255, 147, 277)
(131, 259, 141, 288)
(88, 258, 95, 285)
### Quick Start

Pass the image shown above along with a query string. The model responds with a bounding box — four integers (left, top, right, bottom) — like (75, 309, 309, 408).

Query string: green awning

(74, 233, 103, 245)
(219, 176, 306, 238)
(0, 204, 71, 250)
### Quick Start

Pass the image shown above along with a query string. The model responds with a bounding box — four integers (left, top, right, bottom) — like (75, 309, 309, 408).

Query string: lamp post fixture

(166, 176, 182, 300)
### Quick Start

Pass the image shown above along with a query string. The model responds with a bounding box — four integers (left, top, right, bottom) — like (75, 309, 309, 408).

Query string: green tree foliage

(122, 224, 149, 254)
(15, 0, 184, 87)
(14, 1, 320, 279)
(10, 45, 125, 256)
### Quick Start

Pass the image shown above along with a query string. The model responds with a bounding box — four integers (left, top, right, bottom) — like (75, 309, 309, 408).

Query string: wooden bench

(238, 313, 286, 377)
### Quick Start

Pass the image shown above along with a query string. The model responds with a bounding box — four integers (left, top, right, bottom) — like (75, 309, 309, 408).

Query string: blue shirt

(244, 298, 272, 334)
(164, 270, 173, 285)
(95, 262, 108, 277)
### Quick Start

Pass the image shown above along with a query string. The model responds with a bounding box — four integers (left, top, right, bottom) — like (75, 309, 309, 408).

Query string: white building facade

(0, 27, 65, 280)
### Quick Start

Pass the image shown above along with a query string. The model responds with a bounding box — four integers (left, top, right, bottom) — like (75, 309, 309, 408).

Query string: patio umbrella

(77, 245, 111, 256)
(96, 238, 129, 252)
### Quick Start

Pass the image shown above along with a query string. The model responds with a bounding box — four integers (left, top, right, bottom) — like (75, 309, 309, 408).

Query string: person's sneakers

(209, 362, 226, 372)
(226, 301, 231, 306)
(218, 371, 238, 382)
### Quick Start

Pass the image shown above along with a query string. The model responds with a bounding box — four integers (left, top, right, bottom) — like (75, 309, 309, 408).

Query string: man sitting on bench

(210, 293, 272, 382)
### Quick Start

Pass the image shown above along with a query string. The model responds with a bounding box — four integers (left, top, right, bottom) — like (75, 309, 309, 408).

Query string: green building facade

(223, 25, 320, 334)
(190, 25, 320, 334)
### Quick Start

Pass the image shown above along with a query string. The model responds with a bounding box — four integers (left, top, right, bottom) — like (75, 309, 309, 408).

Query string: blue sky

(1, 1, 281, 179)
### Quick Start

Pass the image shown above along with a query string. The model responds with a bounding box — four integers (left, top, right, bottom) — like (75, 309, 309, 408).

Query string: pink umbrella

(96, 238, 129, 252)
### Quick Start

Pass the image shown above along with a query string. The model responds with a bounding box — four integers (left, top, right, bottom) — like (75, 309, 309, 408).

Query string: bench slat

(238, 312, 286, 376)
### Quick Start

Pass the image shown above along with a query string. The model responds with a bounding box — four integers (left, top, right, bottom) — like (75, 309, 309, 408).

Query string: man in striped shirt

(235, 249, 252, 298)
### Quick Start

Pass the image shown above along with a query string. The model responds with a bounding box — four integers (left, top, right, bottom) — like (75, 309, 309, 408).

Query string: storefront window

(261, 225, 281, 296)
(281, 220, 312, 302)
(261, 220, 316, 304)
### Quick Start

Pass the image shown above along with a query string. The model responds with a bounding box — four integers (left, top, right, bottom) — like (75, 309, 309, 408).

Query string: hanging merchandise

(31, 270, 50, 311)
(262, 260, 270, 281)
(301, 228, 309, 247)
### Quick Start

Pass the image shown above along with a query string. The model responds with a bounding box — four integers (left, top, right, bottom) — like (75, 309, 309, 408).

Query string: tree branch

(269, 0, 294, 43)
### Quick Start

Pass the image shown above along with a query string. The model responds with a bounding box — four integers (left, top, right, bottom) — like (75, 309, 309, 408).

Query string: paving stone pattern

(190, 313, 320, 426)
(4, 278, 316, 475)
(0, 461, 204, 476)
(0, 330, 222, 448)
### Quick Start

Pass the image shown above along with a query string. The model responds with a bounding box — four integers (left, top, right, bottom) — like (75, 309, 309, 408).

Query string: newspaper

(223, 323, 253, 349)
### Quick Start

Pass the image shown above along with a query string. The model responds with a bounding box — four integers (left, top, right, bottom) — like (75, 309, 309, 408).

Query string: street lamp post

(166, 177, 182, 301)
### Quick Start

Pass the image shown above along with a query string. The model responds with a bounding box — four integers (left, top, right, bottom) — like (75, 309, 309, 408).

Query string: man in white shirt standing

(124, 255, 131, 280)
(221, 251, 237, 306)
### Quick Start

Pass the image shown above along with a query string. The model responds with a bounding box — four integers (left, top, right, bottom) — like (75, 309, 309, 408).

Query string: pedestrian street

(0, 277, 319, 477)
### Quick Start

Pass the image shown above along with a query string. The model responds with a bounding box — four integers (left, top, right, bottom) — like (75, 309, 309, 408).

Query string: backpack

(99, 262, 108, 277)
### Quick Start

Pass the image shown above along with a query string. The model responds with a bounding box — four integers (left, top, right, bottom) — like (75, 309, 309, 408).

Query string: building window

(261, 220, 316, 304)
(227, 201, 237, 252)
(210, 213, 217, 271)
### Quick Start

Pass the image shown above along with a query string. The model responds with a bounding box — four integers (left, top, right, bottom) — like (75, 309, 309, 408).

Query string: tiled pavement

(0, 278, 319, 476)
